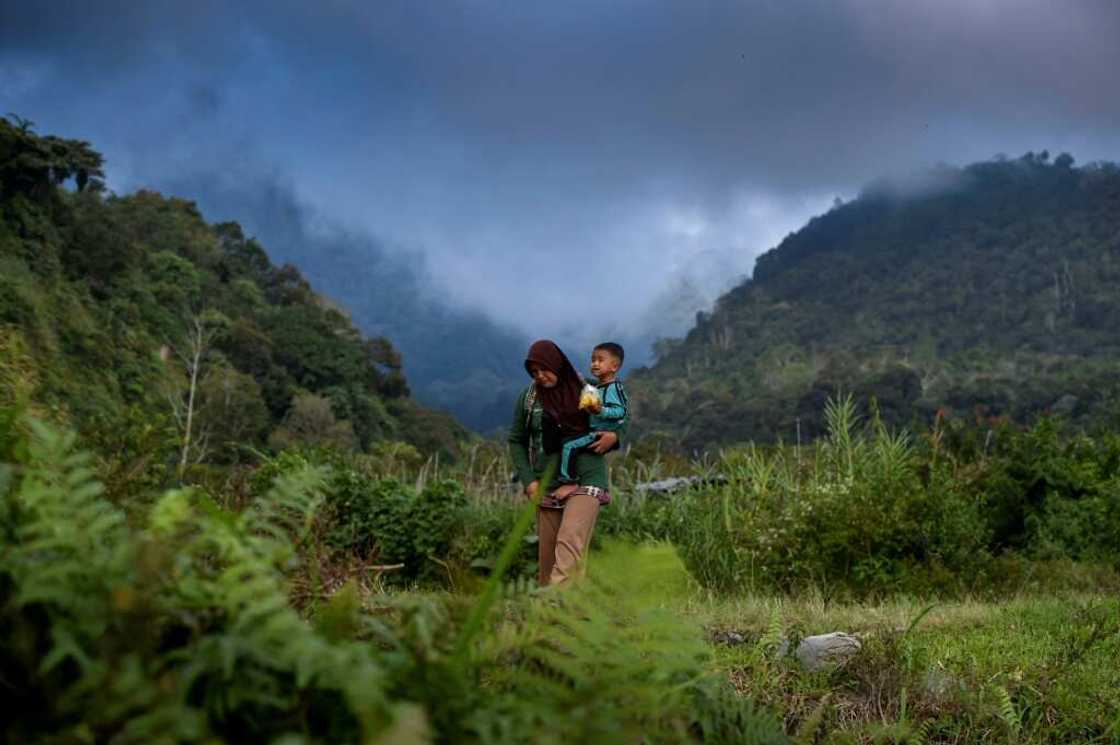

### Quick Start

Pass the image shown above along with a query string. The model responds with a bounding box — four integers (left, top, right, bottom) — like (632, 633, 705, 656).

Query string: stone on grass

(795, 632, 861, 671)
(710, 630, 748, 645)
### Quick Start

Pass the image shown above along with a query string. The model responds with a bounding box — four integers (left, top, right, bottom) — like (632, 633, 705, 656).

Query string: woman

(507, 340, 624, 586)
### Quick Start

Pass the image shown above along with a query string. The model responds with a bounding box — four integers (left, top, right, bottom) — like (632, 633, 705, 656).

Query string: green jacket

(507, 384, 627, 491)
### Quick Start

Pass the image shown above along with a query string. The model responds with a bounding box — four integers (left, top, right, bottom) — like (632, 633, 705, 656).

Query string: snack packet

(579, 383, 602, 411)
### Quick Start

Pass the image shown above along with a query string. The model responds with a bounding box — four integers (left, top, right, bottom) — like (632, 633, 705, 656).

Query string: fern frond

(152, 464, 398, 741)
(760, 607, 786, 652)
(793, 694, 830, 745)
(243, 463, 328, 549)
(474, 541, 786, 744)
(7, 419, 129, 626)
(993, 684, 1020, 737)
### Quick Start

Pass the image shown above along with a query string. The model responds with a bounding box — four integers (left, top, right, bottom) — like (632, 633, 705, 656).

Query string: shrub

(655, 396, 992, 595)
(320, 465, 469, 583)
(980, 417, 1120, 562)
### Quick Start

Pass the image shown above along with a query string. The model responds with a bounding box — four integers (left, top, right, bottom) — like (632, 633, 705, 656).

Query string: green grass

(671, 588, 1120, 743)
(369, 550, 1119, 743)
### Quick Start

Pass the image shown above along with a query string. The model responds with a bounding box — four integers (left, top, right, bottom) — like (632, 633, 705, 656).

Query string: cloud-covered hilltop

(633, 153, 1120, 449)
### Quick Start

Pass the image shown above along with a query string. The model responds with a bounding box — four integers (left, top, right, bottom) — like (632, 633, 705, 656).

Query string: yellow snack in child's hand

(579, 383, 601, 411)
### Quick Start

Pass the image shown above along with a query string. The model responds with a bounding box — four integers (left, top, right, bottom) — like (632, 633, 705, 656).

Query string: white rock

(796, 632, 861, 671)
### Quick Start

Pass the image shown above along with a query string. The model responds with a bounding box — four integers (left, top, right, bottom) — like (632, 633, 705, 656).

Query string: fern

(760, 606, 786, 653)
(150, 466, 401, 742)
(243, 460, 326, 549)
(993, 684, 1021, 739)
(470, 541, 787, 744)
(1, 420, 203, 742)
(2, 419, 786, 743)
(6, 421, 129, 663)
(793, 694, 830, 744)
(1, 419, 409, 743)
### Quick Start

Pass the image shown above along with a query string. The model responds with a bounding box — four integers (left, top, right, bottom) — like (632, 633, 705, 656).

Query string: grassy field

(657, 584, 1120, 743)
(372, 543, 1120, 744)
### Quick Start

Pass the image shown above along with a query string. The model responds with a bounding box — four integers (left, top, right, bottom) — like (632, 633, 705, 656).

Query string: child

(559, 342, 629, 483)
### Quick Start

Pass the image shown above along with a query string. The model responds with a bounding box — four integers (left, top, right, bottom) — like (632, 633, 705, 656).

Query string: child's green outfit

(559, 380, 628, 483)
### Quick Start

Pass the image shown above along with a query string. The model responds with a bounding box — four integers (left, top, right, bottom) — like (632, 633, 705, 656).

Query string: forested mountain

(632, 152, 1120, 450)
(0, 117, 466, 482)
(161, 172, 531, 433)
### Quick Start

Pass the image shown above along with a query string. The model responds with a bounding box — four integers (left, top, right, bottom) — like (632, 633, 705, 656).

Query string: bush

(641, 397, 993, 595)
(980, 417, 1120, 561)
(320, 466, 469, 583)
(604, 398, 1120, 596)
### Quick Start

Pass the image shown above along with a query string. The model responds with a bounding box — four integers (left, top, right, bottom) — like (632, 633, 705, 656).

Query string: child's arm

(596, 382, 628, 422)
(589, 382, 628, 454)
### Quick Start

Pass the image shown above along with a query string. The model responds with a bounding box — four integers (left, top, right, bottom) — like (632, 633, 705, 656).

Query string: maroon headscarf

(525, 340, 589, 437)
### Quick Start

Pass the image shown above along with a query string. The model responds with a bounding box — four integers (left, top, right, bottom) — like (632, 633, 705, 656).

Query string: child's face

(590, 349, 621, 381)
(527, 363, 559, 388)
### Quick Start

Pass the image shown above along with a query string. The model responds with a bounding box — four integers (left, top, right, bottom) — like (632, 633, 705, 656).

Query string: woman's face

(527, 363, 559, 388)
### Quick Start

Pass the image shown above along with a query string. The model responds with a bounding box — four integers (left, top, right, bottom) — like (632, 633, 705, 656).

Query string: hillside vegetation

(634, 152, 1120, 449)
(0, 116, 465, 493)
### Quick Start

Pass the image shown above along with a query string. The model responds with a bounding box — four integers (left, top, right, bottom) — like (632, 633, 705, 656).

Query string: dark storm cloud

(3, 0, 1119, 352)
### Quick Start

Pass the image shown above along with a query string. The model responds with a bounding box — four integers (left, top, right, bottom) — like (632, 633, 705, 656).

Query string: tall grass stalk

(454, 456, 556, 661)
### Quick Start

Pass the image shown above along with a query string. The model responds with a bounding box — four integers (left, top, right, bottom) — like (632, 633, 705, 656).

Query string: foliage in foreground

(470, 541, 786, 744)
(0, 416, 780, 743)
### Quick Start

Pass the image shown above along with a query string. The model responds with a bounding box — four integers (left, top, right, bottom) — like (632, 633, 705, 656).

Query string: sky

(3, 0, 1120, 362)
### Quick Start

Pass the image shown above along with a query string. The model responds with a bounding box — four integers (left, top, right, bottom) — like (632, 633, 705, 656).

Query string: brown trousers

(537, 492, 601, 586)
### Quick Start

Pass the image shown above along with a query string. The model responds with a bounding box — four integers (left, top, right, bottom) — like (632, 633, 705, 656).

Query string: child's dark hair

(594, 342, 625, 365)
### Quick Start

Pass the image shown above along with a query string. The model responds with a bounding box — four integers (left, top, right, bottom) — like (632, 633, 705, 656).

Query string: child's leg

(559, 434, 597, 482)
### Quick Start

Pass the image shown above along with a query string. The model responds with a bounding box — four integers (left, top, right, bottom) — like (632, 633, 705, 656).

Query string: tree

(268, 392, 357, 452)
(165, 310, 230, 477)
(0, 116, 105, 198)
(196, 365, 269, 462)
(65, 191, 143, 292)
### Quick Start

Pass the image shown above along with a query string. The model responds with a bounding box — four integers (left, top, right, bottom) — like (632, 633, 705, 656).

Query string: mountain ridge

(631, 151, 1120, 449)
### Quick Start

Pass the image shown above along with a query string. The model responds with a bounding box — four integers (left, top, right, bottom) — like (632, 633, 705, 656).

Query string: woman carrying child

(507, 340, 626, 586)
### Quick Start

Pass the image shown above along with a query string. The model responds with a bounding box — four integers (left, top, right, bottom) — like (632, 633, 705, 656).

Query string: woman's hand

(524, 480, 540, 498)
(589, 431, 618, 454)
